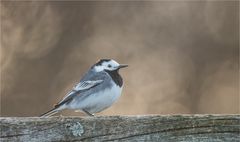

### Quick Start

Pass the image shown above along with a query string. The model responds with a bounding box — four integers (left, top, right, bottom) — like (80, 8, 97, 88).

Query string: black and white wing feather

(40, 80, 104, 117)
(72, 80, 103, 91)
(40, 70, 107, 117)
(55, 80, 103, 108)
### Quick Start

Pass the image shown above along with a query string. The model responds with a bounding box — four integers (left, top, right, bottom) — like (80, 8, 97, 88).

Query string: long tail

(40, 107, 60, 117)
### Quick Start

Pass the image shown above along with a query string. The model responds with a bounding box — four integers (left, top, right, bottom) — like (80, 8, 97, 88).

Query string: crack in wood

(0, 133, 29, 138)
(74, 124, 239, 141)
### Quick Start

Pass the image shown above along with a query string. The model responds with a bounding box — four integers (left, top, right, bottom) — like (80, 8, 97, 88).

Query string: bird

(40, 59, 128, 117)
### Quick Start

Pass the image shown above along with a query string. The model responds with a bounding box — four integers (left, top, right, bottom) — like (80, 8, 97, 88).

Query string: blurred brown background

(1, 1, 239, 117)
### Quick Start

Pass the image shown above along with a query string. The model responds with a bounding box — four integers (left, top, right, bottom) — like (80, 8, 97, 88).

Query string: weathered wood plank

(0, 115, 239, 142)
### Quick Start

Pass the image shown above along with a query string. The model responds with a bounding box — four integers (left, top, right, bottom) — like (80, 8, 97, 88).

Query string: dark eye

(108, 64, 112, 68)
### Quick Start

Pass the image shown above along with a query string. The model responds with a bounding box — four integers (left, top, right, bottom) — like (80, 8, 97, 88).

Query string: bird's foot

(82, 109, 95, 117)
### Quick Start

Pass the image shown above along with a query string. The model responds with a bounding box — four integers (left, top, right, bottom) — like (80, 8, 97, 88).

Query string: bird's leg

(82, 109, 95, 117)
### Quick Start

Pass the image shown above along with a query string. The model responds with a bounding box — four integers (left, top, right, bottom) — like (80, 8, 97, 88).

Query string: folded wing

(55, 80, 103, 108)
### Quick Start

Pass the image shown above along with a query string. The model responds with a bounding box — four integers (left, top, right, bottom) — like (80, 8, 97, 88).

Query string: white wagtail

(40, 59, 128, 117)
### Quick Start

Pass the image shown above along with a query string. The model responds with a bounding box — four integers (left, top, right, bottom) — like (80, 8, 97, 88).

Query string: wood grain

(1, 115, 239, 142)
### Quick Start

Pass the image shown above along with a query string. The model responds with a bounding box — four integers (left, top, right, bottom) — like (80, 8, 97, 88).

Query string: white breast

(70, 81, 123, 113)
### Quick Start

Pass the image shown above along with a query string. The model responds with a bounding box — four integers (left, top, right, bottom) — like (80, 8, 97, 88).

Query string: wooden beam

(1, 115, 239, 141)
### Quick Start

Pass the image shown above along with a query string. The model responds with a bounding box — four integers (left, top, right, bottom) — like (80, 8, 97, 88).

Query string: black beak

(118, 64, 128, 69)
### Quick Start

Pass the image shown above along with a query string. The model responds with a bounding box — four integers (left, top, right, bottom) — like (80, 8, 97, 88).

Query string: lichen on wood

(0, 115, 239, 142)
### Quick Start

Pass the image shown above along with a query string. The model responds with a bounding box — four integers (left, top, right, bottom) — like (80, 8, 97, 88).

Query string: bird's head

(92, 59, 128, 72)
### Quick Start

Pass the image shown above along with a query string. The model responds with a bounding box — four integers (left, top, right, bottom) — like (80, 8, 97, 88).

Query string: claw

(82, 109, 95, 117)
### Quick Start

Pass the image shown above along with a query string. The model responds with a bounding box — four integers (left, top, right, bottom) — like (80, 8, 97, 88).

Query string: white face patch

(94, 59, 120, 72)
